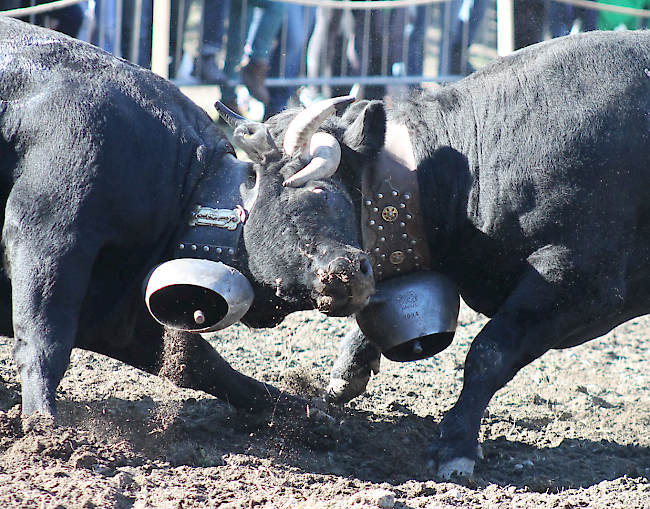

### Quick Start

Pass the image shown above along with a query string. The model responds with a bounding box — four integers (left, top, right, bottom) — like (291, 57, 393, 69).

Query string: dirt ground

(0, 300, 649, 508)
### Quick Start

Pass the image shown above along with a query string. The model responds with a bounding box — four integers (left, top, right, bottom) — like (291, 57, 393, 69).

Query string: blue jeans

(438, 0, 488, 75)
(222, 0, 287, 102)
(202, 0, 231, 55)
(267, 5, 315, 116)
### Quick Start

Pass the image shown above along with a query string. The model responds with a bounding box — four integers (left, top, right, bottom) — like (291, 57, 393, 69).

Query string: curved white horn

(283, 132, 342, 187)
(283, 95, 355, 159)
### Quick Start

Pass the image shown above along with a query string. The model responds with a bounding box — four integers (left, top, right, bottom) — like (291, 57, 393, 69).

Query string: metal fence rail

(0, 0, 85, 18)
(4, 0, 650, 100)
(164, 0, 500, 93)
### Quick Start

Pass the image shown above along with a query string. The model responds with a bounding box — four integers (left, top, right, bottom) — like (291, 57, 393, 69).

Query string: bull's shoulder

(0, 17, 222, 152)
(0, 17, 205, 122)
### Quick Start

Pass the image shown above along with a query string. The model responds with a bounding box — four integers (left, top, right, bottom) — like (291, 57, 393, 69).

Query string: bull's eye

(312, 188, 328, 199)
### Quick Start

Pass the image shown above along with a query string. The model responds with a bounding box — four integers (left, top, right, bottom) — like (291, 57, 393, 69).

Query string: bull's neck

(389, 95, 475, 239)
(360, 122, 431, 281)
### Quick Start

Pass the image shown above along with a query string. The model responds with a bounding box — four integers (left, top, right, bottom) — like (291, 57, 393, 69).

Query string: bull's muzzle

(144, 258, 254, 333)
(314, 252, 375, 315)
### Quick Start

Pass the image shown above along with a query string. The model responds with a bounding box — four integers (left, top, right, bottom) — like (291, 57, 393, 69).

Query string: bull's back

(465, 30, 650, 190)
(0, 17, 217, 242)
(430, 30, 650, 233)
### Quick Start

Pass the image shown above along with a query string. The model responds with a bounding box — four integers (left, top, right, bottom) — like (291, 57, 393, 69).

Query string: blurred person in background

(439, 0, 488, 76)
(545, 2, 597, 37)
(265, 3, 315, 118)
(220, 0, 287, 113)
(193, 0, 230, 84)
(1, 0, 84, 37)
(514, 0, 547, 49)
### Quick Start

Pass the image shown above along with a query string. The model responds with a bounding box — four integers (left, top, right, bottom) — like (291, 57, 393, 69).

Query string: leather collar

(361, 122, 430, 281)
(175, 153, 255, 268)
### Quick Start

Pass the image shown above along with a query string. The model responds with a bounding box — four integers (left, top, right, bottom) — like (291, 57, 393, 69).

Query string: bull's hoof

(307, 397, 336, 425)
(426, 442, 483, 479)
(327, 328, 381, 404)
(269, 392, 311, 417)
(326, 373, 371, 404)
(436, 457, 476, 479)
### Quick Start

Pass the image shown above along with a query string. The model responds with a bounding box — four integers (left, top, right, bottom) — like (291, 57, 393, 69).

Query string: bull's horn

(215, 101, 250, 129)
(283, 132, 341, 187)
(283, 95, 355, 159)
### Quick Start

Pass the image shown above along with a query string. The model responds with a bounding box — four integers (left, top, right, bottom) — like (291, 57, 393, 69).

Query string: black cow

(264, 30, 650, 477)
(0, 18, 374, 422)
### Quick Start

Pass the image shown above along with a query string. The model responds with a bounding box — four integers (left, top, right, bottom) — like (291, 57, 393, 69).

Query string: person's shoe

(198, 54, 228, 85)
(240, 59, 270, 104)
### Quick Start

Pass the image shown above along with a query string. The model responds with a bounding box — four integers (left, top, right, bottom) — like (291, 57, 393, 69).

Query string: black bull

(0, 18, 374, 420)
(263, 30, 650, 477)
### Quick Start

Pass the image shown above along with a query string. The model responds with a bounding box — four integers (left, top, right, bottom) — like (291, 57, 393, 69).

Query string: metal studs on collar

(178, 244, 234, 256)
(364, 180, 423, 278)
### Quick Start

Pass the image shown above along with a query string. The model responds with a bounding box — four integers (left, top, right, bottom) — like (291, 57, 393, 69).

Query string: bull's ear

(342, 100, 386, 157)
(232, 122, 281, 164)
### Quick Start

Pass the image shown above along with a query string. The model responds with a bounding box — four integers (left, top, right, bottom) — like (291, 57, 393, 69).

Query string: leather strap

(361, 122, 430, 281)
(174, 154, 249, 267)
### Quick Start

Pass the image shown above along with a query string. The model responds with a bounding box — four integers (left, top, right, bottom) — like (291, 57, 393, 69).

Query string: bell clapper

(412, 339, 423, 355)
(194, 309, 206, 325)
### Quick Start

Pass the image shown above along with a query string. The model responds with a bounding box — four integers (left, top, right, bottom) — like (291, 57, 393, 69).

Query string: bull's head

(214, 97, 378, 328)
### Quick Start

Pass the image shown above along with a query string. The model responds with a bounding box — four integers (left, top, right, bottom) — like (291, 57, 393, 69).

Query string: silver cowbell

(143, 151, 256, 333)
(356, 271, 459, 361)
(144, 258, 254, 333)
(357, 128, 460, 362)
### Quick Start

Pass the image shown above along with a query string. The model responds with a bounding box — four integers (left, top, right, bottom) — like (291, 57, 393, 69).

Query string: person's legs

(198, 0, 230, 84)
(221, 0, 247, 106)
(240, 0, 287, 104)
(439, 0, 488, 76)
(267, 5, 314, 117)
(407, 5, 427, 77)
(43, 4, 84, 37)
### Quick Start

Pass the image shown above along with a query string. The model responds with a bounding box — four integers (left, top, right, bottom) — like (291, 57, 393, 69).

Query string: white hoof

(437, 457, 476, 479)
(306, 404, 336, 424)
(326, 378, 348, 398)
(326, 374, 370, 404)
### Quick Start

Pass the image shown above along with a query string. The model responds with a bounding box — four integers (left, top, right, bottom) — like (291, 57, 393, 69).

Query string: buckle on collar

(189, 205, 246, 230)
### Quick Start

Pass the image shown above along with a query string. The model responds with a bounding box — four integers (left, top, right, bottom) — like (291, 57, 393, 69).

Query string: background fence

(3, 0, 650, 104)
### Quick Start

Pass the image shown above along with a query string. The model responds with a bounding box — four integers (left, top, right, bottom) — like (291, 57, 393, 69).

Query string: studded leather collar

(174, 153, 253, 268)
(361, 123, 430, 281)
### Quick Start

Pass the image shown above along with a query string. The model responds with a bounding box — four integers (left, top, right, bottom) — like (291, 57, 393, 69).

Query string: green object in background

(597, 0, 650, 30)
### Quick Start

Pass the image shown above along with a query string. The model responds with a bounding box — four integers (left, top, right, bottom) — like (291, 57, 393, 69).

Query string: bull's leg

(8, 234, 99, 417)
(84, 310, 309, 415)
(3, 169, 113, 418)
(428, 249, 630, 478)
(158, 327, 309, 414)
(327, 326, 381, 403)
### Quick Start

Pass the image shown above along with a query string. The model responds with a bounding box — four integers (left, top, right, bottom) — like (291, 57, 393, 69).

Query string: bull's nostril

(360, 258, 372, 276)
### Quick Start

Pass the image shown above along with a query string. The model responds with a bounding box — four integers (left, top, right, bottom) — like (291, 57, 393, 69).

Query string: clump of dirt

(0, 304, 648, 508)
